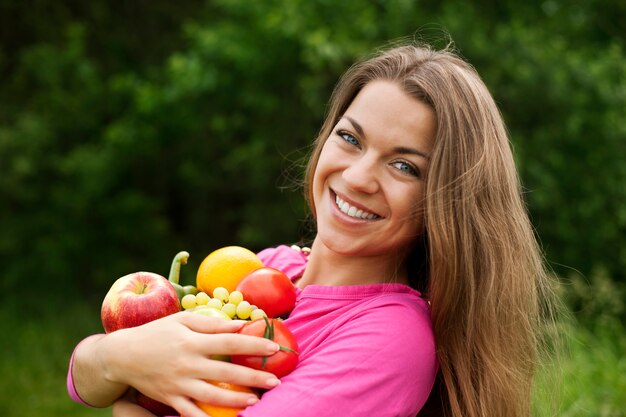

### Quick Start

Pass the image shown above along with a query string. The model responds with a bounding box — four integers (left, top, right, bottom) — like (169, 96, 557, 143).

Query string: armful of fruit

(92, 247, 299, 417)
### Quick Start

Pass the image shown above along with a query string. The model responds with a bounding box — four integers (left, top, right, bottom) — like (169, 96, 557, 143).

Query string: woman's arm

(70, 332, 127, 407)
(70, 312, 282, 417)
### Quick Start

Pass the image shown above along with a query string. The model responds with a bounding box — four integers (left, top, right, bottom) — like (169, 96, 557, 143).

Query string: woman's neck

(296, 238, 409, 288)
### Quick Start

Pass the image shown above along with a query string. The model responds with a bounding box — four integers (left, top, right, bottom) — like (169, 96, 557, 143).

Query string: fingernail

(247, 396, 259, 405)
(266, 377, 281, 387)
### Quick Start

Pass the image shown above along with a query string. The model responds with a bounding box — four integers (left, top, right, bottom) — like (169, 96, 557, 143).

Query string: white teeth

(335, 195, 379, 219)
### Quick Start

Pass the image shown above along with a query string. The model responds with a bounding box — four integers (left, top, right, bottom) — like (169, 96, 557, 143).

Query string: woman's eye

(392, 161, 420, 177)
(337, 130, 360, 147)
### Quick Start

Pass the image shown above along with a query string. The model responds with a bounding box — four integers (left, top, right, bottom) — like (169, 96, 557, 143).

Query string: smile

(335, 194, 380, 220)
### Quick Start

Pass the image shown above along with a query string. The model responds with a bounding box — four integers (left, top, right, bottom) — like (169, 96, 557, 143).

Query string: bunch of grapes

(181, 287, 267, 321)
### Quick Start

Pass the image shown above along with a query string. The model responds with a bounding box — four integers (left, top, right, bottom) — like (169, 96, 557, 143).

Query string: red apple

(100, 271, 180, 333)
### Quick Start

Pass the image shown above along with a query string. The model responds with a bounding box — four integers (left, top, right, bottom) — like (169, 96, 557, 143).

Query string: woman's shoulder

(256, 244, 308, 280)
(301, 282, 430, 318)
(353, 288, 433, 340)
(302, 285, 435, 356)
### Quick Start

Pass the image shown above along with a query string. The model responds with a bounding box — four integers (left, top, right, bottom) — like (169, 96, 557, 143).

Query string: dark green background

(2, 0, 625, 299)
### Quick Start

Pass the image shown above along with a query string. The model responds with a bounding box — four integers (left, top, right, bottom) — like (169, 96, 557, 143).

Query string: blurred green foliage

(1, 0, 625, 303)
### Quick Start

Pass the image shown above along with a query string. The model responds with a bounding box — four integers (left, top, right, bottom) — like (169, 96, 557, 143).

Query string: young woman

(68, 42, 555, 417)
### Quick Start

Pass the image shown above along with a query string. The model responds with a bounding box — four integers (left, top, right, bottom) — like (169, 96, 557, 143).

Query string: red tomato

(231, 318, 299, 378)
(236, 267, 296, 318)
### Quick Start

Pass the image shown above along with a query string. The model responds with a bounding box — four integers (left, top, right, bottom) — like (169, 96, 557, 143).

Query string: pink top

(68, 245, 438, 417)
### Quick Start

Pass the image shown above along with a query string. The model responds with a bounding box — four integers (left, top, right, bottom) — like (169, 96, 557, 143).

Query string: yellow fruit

(193, 381, 257, 417)
(196, 246, 264, 294)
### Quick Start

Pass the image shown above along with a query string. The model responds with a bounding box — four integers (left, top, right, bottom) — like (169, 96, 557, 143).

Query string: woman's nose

(341, 155, 380, 194)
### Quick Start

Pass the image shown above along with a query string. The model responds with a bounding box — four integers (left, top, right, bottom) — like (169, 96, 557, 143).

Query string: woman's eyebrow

(394, 146, 431, 161)
(343, 116, 366, 137)
(342, 115, 430, 161)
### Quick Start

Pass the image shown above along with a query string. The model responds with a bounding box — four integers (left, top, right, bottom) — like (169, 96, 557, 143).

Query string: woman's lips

(332, 190, 381, 220)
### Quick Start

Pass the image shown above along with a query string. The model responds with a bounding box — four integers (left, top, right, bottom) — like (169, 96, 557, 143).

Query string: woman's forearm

(70, 332, 130, 407)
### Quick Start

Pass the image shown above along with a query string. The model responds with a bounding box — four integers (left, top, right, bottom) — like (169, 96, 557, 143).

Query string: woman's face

(312, 80, 436, 260)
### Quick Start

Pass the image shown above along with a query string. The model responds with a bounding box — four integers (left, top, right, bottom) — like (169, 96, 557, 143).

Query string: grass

(533, 317, 626, 417)
(0, 299, 109, 417)
(1, 295, 624, 417)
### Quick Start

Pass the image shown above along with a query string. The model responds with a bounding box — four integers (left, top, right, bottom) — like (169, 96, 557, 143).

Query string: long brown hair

(304, 43, 556, 417)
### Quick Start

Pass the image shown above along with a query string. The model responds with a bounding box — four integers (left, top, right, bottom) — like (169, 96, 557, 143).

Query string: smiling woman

(68, 41, 556, 417)
(300, 43, 557, 417)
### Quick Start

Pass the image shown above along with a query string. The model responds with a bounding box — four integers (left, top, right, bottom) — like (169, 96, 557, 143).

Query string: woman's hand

(73, 312, 282, 417)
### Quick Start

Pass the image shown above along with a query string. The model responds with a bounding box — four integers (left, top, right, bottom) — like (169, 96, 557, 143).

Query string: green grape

(195, 292, 210, 305)
(221, 302, 237, 318)
(206, 298, 223, 310)
(181, 294, 198, 310)
(228, 290, 244, 305)
(250, 304, 258, 311)
(213, 287, 230, 303)
(250, 308, 267, 321)
(236, 301, 252, 320)
(192, 306, 231, 320)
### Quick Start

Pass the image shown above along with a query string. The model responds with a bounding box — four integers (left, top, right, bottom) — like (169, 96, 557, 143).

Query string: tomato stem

(279, 345, 298, 354)
(260, 316, 299, 357)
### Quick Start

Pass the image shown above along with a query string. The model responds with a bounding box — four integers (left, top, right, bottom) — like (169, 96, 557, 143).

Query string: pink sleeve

(238, 302, 437, 417)
(67, 334, 104, 407)
(257, 245, 308, 280)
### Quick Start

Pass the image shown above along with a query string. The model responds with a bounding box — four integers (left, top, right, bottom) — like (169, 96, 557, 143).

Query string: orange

(196, 246, 264, 294)
(194, 381, 257, 417)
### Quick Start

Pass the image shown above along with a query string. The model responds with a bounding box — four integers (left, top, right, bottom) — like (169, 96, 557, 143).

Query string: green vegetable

(168, 251, 198, 302)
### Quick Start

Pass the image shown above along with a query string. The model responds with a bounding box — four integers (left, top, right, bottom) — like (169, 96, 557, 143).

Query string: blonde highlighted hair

(304, 43, 556, 417)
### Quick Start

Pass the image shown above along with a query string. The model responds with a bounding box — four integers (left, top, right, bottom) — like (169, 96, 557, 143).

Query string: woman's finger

(196, 332, 280, 356)
(173, 312, 282, 356)
(170, 396, 207, 417)
(170, 391, 258, 417)
(189, 358, 280, 390)
(180, 378, 260, 408)
(177, 312, 246, 334)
